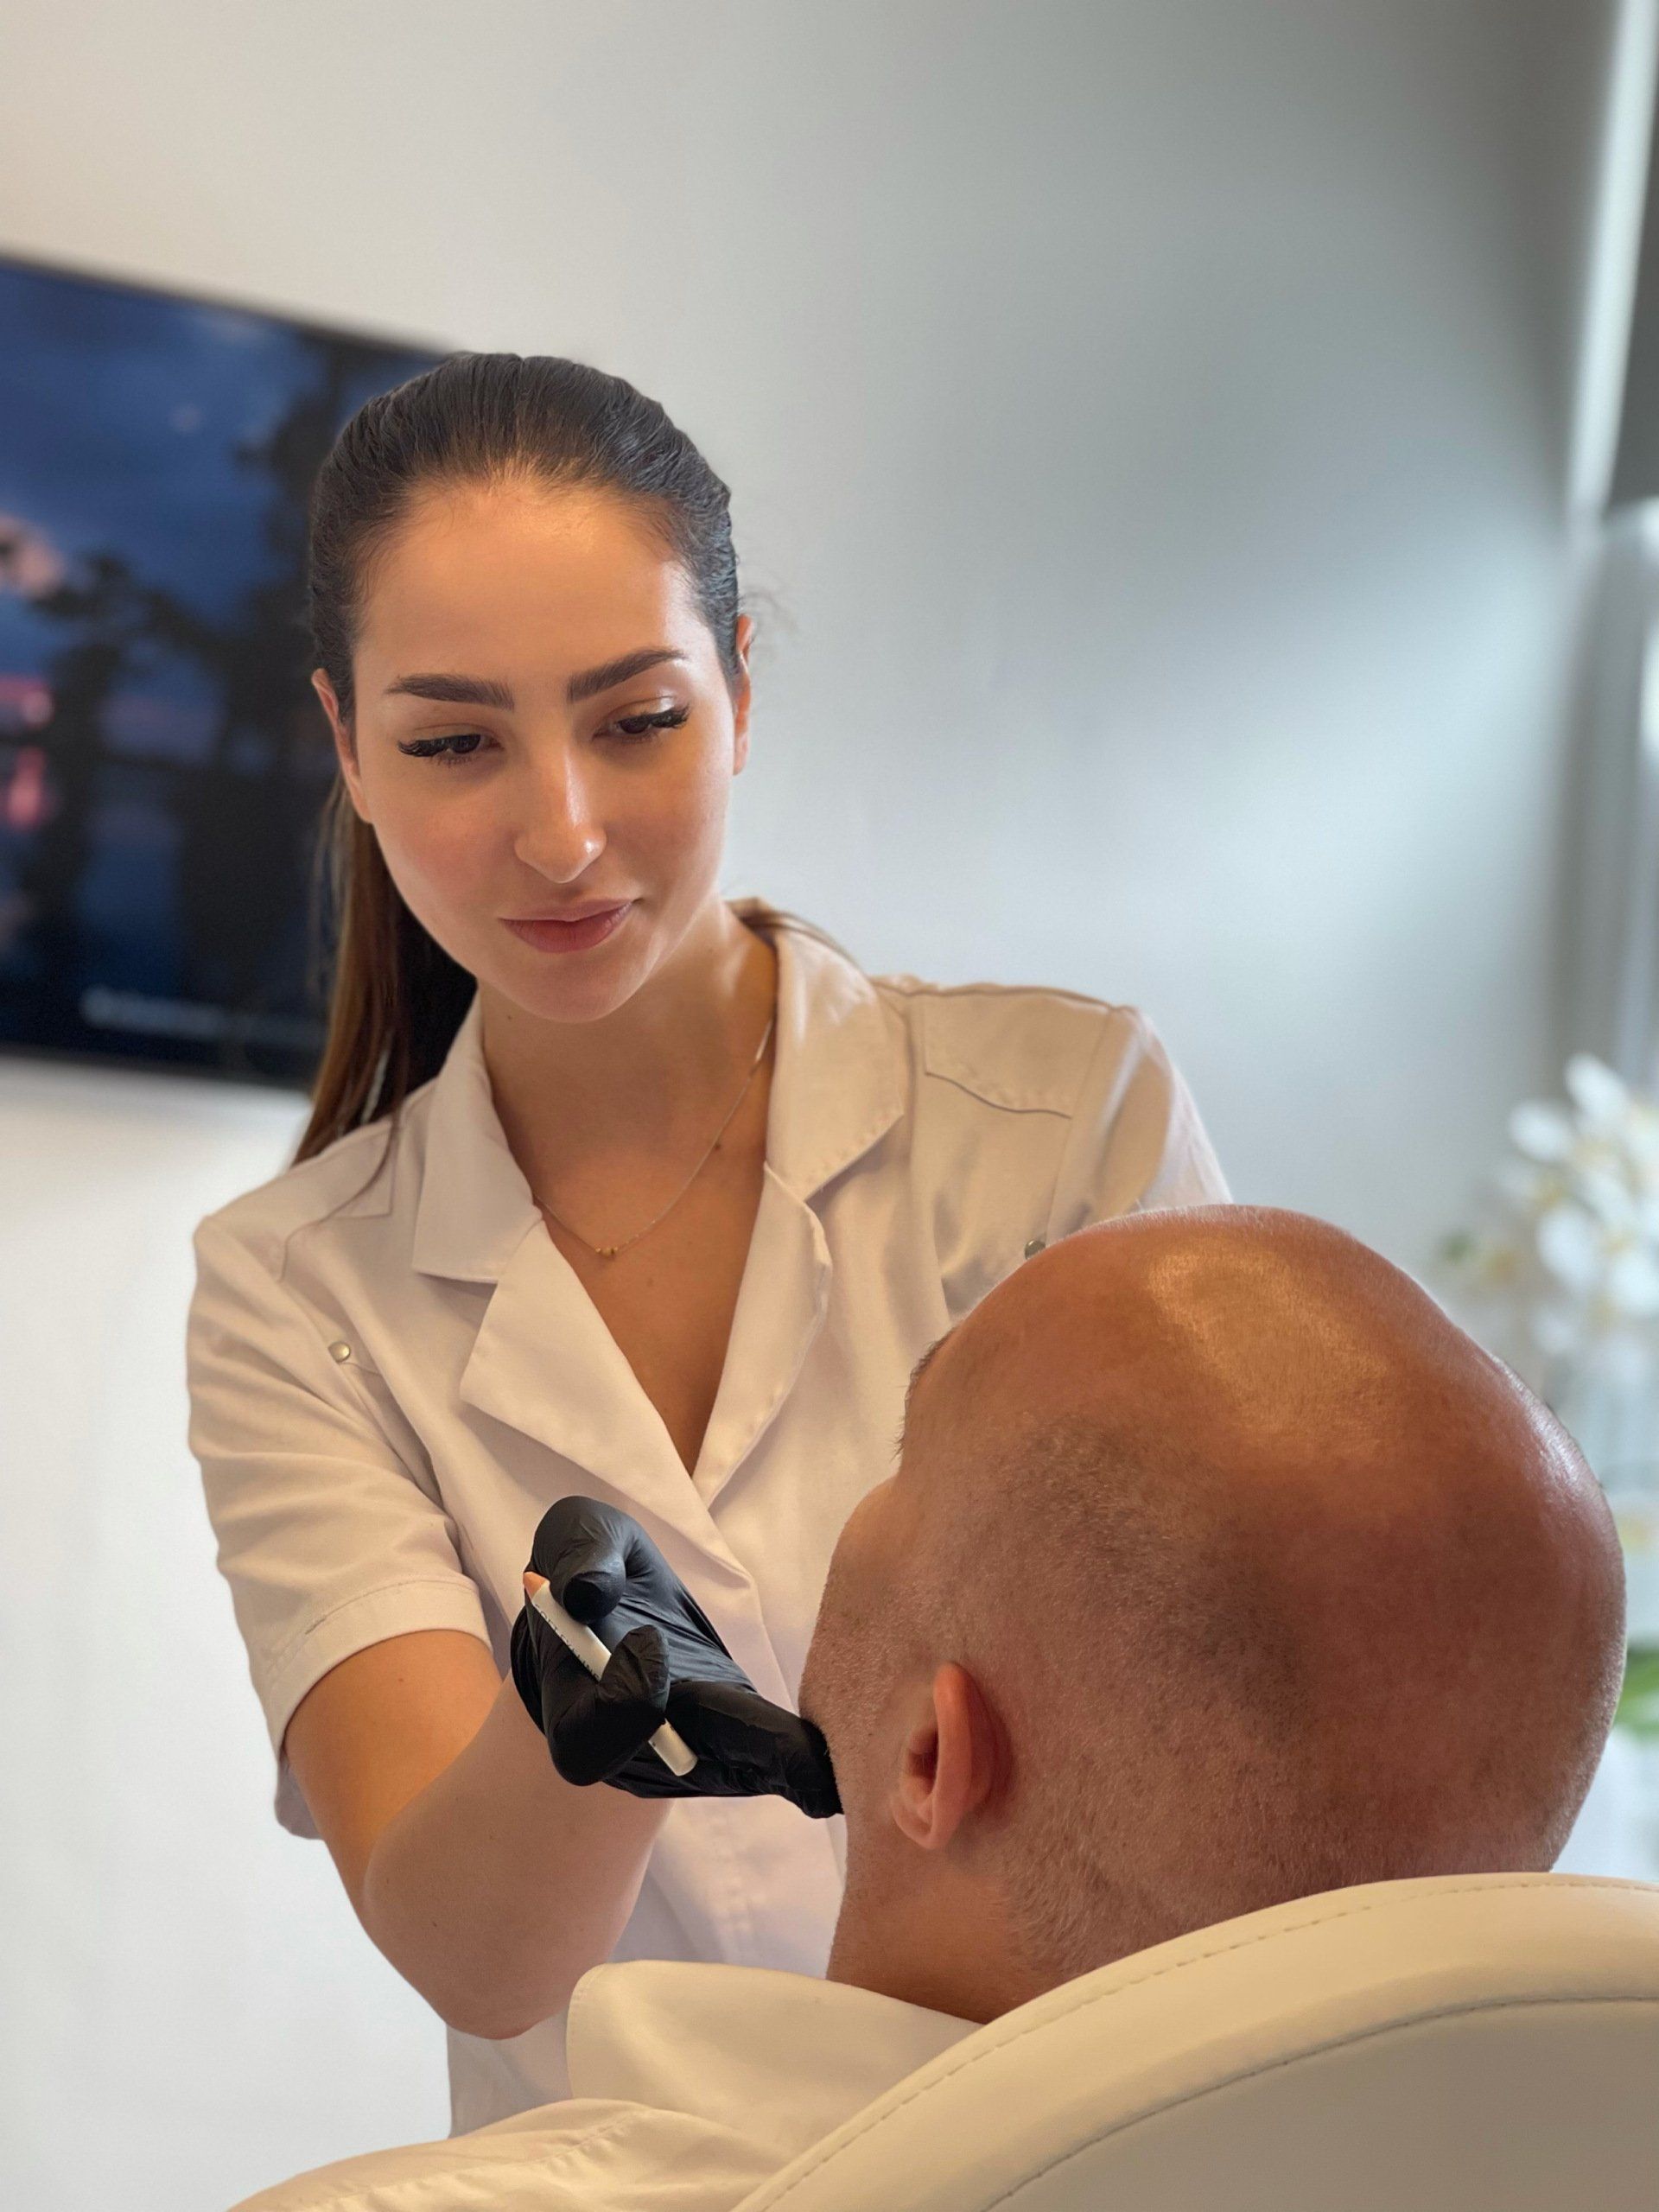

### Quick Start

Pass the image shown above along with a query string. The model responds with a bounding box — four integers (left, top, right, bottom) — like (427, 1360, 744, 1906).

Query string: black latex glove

(510, 1495, 841, 1819)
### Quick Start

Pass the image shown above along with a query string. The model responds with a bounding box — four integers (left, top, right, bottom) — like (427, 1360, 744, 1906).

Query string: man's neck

(824, 1879, 1055, 2026)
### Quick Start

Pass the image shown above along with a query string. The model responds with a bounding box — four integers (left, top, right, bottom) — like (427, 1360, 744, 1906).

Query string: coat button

(1024, 1236, 1046, 1260)
(327, 1340, 352, 1362)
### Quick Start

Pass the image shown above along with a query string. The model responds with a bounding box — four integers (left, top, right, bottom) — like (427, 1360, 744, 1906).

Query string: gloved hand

(510, 1495, 841, 1819)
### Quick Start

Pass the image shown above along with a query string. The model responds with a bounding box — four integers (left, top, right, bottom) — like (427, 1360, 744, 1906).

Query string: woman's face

(314, 478, 753, 1026)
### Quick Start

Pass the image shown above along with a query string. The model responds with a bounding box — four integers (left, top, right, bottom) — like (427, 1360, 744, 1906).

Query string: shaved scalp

(901, 1206, 1626, 1982)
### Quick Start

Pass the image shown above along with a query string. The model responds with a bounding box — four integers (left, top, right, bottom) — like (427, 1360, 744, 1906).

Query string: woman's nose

(511, 746, 607, 875)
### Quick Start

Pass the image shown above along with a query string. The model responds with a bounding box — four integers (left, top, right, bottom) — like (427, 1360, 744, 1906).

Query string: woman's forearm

(359, 1670, 671, 2039)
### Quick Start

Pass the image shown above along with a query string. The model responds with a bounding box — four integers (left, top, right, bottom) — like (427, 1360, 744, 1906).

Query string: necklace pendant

(535, 1007, 772, 1271)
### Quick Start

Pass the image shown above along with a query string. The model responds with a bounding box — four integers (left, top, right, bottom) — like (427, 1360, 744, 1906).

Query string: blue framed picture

(0, 251, 444, 1087)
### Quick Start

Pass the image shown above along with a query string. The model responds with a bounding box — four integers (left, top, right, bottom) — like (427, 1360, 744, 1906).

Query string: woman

(185, 352, 1230, 2134)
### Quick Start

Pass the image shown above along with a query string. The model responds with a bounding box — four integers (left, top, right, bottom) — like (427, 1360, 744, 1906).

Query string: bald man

(236, 1205, 1626, 2212)
(800, 1203, 1627, 2021)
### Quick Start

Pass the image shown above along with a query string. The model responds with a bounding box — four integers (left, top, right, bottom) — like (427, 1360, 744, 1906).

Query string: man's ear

(888, 1662, 1004, 1853)
(312, 668, 372, 823)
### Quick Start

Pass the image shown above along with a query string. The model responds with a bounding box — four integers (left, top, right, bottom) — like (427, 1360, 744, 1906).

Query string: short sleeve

(186, 1211, 493, 1838)
(1045, 1006, 1231, 1236)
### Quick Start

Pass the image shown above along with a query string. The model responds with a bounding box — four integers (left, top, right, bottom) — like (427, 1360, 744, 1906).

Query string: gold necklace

(533, 1012, 776, 1261)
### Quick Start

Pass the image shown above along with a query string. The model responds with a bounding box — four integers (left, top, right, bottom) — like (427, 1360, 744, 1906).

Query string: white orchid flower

(1535, 1202, 1602, 1295)
(1579, 1162, 1655, 1224)
(1563, 1054, 1633, 1130)
(1510, 1056, 1659, 1201)
(1493, 1157, 1570, 1217)
(1608, 1246, 1659, 1318)
(1446, 1053, 1659, 1419)
(1535, 1198, 1659, 1315)
(1510, 1100, 1576, 1163)
(1562, 1055, 1659, 1172)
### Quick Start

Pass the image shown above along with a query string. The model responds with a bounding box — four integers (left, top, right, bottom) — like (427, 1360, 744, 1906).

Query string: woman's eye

(397, 732, 487, 767)
(395, 704, 690, 767)
(610, 705, 691, 742)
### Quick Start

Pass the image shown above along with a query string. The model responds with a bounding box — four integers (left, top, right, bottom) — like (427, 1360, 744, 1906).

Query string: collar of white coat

(564, 1956, 978, 2161)
(409, 896, 908, 1286)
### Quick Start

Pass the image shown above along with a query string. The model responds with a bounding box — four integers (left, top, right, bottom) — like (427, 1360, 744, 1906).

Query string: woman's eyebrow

(383, 649, 687, 711)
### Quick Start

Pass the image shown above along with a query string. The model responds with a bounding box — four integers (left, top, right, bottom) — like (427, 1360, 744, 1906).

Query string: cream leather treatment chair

(734, 1872, 1659, 2212)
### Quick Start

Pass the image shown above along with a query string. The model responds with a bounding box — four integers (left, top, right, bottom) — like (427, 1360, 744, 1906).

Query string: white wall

(0, 3, 1630, 2205)
(0, 1065, 446, 2205)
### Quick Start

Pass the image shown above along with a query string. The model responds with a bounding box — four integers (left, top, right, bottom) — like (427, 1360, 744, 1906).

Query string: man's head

(798, 1205, 1626, 2024)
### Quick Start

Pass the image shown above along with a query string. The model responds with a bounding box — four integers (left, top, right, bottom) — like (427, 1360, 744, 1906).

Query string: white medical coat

(185, 895, 1230, 2132)
(231, 1957, 979, 2212)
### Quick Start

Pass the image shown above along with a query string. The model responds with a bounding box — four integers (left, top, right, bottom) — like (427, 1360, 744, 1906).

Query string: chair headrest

(735, 1872, 1659, 2212)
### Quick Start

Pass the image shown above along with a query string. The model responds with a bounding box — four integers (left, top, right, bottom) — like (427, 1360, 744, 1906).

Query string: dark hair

(291, 352, 744, 1169)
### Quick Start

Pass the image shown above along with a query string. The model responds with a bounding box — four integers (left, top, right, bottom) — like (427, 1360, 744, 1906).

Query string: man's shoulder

(872, 968, 1154, 1119)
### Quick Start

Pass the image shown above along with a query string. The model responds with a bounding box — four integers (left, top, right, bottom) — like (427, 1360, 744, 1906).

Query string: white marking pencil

(524, 1573, 698, 1778)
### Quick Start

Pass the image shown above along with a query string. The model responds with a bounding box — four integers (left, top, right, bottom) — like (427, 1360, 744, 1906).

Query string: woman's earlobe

(730, 670, 754, 757)
(311, 669, 371, 817)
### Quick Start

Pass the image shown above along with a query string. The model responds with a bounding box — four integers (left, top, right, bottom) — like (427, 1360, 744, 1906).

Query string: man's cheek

(798, 1627, 864, 1758)
(798, 1638, 827, 1729)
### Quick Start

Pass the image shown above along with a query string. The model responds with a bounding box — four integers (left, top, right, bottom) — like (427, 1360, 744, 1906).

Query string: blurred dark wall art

(0, 252, 442, 1087)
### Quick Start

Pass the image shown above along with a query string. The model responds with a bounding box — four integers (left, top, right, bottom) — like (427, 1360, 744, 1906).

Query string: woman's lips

(503, 900, 634, 953)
